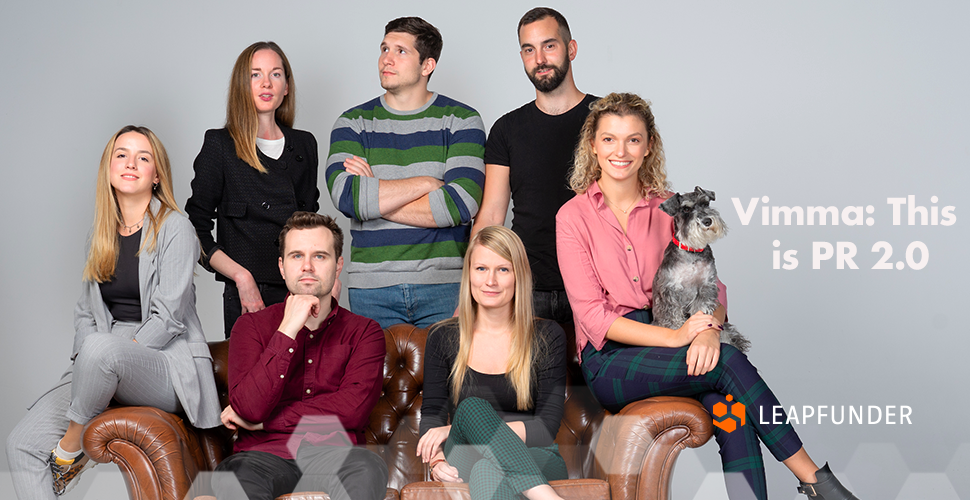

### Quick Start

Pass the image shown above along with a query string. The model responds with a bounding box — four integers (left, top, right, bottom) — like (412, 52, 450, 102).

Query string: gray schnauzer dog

(652, 186, 750, 352)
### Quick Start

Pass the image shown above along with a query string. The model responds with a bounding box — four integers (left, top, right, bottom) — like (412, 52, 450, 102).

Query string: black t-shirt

(484, 94, 598, 291)
(99, 228, 142, 322)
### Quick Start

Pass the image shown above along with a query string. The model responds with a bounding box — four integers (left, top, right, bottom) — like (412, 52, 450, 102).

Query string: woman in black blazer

(186, 41, 319, 337)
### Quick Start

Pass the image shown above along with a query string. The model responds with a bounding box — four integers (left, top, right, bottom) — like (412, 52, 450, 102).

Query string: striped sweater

(326, 93, 486, 288)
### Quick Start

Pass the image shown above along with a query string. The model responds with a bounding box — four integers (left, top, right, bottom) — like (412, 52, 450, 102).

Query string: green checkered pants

(443, 397, 568, 500)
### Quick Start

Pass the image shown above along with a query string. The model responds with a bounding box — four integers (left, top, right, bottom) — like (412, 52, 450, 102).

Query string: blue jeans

(348, 283, 460, 329)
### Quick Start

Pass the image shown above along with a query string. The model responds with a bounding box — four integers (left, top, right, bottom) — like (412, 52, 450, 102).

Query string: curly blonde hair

(569, 92, 669, 198)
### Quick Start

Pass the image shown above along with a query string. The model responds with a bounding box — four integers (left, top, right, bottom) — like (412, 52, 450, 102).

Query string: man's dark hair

(385, 16, 443, 80)
(517, 7, 571, 45)
(279, 212, 344, 258)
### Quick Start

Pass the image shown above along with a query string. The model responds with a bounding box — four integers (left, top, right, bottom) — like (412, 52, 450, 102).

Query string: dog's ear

(660, 193, 681, 216)
(694, 186, 716, 202)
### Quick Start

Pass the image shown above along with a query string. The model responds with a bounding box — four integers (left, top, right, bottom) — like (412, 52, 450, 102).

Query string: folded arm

(326, 112, 486, 228)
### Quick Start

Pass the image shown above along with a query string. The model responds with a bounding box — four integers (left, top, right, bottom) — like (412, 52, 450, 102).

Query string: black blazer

(185, 125, 319, 285)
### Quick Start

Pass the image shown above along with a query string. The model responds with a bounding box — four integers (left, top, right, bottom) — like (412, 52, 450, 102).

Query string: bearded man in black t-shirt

(471, 7, 598, 323)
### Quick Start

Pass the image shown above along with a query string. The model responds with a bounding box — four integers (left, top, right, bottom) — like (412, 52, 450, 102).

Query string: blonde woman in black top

(418, 226, 568, 500)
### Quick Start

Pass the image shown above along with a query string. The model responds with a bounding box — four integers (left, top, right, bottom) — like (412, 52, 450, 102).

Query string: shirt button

(307, 359, 313, 364)
(261, 202, 271, 210)
(633, 277, 639, 282)
(309, 334, 314, 339)
(627, 246, 633, 251)
(280, 374, 285, 379)
(306, 389, 311, 394)
(288, 348, 294, 353)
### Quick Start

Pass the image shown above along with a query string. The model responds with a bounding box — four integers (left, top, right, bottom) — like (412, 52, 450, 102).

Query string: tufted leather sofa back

(366, 324, 428, 490)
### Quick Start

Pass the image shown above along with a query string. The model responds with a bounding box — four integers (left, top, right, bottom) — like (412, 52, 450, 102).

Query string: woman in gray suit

(6, 125, 222, 499)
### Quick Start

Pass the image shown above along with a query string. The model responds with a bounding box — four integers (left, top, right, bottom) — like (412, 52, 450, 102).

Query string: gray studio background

(1, 1, 967, 499)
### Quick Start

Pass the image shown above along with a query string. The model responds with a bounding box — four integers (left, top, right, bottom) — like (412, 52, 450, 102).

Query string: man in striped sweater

(326, 16, 486, 328)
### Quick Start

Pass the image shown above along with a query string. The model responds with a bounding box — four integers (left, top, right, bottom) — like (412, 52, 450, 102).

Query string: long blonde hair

(569, 92, 669, 198)
(82, 126, 180, 283)
(226, 41, 296, 173)
(446, 226, 537, 410)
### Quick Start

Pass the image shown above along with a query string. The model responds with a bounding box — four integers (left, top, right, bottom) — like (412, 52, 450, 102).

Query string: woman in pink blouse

(556, 93, 859, 500)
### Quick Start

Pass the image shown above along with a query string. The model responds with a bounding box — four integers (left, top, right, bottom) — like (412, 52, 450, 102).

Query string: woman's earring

(153, 182, 159, 191)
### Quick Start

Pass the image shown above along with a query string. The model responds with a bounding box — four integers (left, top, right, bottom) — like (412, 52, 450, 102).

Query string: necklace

(603, 194, 639, 214)
(121, 219, 143, 235)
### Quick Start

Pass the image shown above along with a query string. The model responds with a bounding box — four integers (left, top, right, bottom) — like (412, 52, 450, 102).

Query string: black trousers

(222, 282, 289, 338)
(532, 289, 573, 324)
(212, 443, 388, 500)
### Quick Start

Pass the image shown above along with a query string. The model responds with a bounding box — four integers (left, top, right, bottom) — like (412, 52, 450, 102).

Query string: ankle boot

(797, 462, 859, 499)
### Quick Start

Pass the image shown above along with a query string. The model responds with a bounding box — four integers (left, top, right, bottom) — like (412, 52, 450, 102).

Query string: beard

(527, 57, 570, 93)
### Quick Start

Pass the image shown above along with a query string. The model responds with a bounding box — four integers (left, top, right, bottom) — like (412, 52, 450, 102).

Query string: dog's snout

(702, 217, 713, 227)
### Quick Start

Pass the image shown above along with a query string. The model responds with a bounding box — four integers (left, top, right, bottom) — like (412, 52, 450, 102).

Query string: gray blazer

(71, 201, 221, 428)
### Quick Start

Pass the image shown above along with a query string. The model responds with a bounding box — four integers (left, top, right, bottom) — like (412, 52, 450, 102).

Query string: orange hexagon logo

(712, 394, 746, 433)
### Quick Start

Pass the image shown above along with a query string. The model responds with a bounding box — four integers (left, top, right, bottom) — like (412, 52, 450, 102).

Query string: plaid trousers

(443, 397, 568, 500)
(580, 310, 803, 500)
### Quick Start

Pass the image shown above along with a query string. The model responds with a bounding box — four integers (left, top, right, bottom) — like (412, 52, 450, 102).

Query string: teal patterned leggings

(444, 397, 568, 500)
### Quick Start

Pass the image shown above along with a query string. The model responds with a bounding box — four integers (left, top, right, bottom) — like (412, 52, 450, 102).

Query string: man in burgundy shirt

(212, 212, 387, 500)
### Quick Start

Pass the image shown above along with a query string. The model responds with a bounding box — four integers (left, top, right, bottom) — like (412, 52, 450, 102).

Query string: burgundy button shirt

(227, 298, 385, 459)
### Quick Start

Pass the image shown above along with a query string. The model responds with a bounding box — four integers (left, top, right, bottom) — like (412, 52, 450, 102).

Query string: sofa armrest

(83, 406, 209, 500)
(592, 396, 714, 500)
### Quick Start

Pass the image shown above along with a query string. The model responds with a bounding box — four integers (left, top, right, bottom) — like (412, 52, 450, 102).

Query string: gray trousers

(6, 326, 181, 500)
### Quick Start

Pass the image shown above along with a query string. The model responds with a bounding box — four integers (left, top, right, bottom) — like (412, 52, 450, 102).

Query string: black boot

(797, 463, 860, 499)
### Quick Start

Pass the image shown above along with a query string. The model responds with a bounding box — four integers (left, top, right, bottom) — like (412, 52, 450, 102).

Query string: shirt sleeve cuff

(265, 331, 298, 361)
(358, 175, 382, 220)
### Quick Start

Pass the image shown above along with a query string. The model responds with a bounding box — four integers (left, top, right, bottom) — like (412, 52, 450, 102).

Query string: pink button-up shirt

(556, 182, 727, 355)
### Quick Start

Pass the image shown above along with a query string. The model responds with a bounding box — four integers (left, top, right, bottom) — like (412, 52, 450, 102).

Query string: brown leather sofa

(83, 324, 713, 500)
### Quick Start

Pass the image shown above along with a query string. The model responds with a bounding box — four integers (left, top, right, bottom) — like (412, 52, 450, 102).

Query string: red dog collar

(672, 234, 705, 253)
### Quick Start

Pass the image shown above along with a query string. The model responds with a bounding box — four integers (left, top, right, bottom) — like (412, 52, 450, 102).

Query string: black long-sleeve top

(419, 319, 567, 448)
(184, 125, 319, 285)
